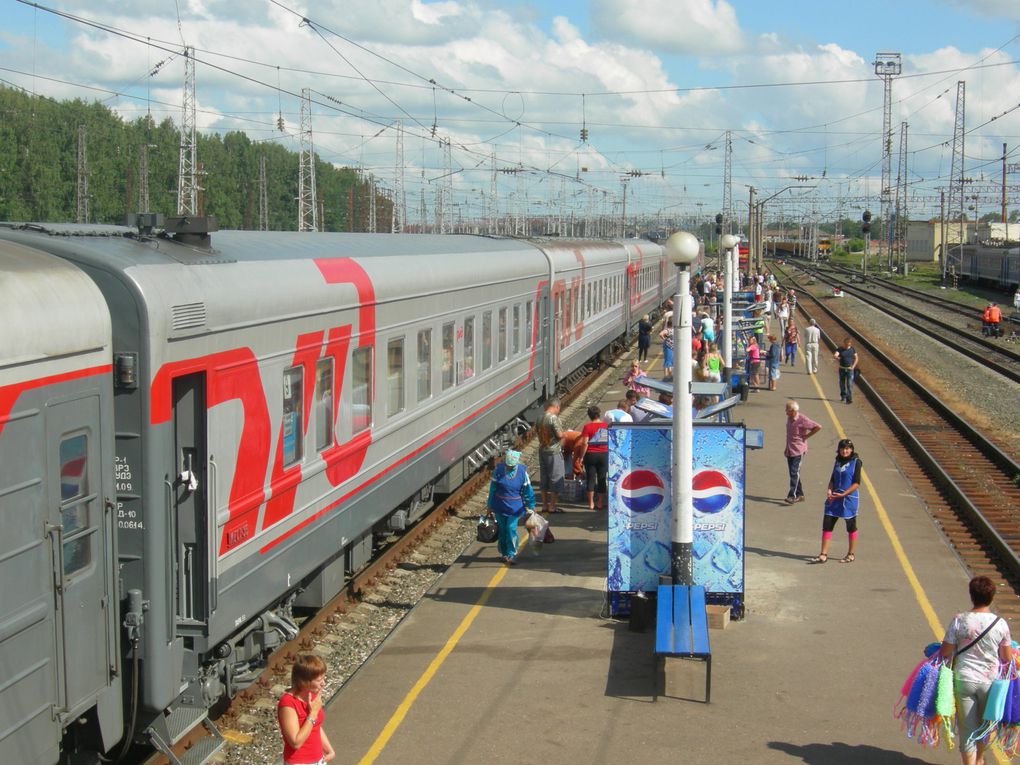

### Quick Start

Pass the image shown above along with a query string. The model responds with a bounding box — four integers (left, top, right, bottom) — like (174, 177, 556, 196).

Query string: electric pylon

(76, 124, 88, 223)
(298, 87, 318, 232)
(722, 130, 733, 234)
(258, 155, 268, 231)
(947, 80, 966, 276)
(392, 122, 406, 233)
(177, 46, 198, 216)
(894, 121, 909, 268)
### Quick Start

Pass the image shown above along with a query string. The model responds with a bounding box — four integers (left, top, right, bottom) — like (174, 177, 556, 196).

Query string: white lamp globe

(665, 231, 700, 266)
(720, 233, 739, 250)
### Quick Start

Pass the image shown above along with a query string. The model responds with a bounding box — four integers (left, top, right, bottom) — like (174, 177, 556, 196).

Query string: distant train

(958, 245, 1020, 288)
(0, 221, 681, 764)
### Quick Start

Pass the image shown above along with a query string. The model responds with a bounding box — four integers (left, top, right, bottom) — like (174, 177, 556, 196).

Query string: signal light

(862, 210, 872, 222)
(715, 213, 724, 225)
(862, 223, 871, 234)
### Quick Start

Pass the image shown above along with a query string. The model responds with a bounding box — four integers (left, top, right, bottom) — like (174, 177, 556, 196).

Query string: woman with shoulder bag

(486, 449, 535, 564)
(939, 576, 1014, 765)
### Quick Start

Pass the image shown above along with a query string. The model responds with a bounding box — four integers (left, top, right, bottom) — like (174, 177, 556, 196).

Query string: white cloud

(591, 0, 744, 55)
(942, 0, 1020, 22)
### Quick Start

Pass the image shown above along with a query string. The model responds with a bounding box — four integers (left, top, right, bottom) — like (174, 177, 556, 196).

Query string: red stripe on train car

(0, 364, 112, 438)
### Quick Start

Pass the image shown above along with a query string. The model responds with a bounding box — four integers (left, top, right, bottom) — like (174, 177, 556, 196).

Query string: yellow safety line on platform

(355, 538, 517, 765)
(805, 359, 1011, 764)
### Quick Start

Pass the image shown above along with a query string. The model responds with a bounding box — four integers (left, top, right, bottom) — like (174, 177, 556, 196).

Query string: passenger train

(0, 220, 681, 764)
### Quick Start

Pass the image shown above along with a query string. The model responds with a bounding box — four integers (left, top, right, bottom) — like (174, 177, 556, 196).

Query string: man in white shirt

(804, 318, 822, 374)
(603, 400, 634, 424)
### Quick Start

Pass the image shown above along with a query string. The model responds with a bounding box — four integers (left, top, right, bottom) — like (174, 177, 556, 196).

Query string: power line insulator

(580, 128, 589, 142)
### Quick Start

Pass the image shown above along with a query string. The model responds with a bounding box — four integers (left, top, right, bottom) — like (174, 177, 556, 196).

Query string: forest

(0, 85, 392, 231)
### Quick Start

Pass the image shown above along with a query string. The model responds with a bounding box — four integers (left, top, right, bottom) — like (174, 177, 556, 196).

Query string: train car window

(352, 347, 372, 433)
(463, 317, 475, 380)
(525, 301, 533, 348)
(283, 366, 304, 466)
(59, 434, 89, 503)
(387, 338, 404, 417)
(441, 322, 455, 390)
(417, 329, 432, 402)
(482, 311, 492, 370)
(498, 307, 508, 362)
(512, 305, 521, 355)
(586, 283, 592, 317)
(315, 359, 335, 451)
(602, 279, 608, 311)
(572, 286, 579, 325)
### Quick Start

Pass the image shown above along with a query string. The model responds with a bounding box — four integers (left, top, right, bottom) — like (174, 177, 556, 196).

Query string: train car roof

(0, 239, 110, 370)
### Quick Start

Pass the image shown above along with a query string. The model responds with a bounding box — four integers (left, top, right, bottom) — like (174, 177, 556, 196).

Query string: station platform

(323, 338, 989, 765)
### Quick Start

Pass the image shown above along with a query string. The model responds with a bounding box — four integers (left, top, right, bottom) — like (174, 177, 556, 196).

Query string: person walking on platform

(637, 314, 653, 362)
(487, 449, 535, 564)
(804, 318, 821, 374)
(939, 576, 1014, 765)
(784, 320, 799, 366)
(278, 654, 336, 765)
(746, 334, 762, 388)
(784, 400, 821, 504)
(809, 438, 861, 564)
(833, 337, 858, 403)
(577, 405, 610, 511)
(623, 359, 651, 397)
(536, 398, 566, 513)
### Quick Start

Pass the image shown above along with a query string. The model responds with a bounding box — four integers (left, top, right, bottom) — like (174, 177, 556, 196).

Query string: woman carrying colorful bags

(939, 576, 1014, 765)
(486, 449, 535, 565)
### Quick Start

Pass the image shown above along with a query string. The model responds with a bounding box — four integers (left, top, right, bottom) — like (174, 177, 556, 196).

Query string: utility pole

(748, 186, 756, 272)
(258, 155, 268, 231)
(874, 52, 902, 264)
(298, 87, 318, 232)
(939, 189, 946, 279)
(138, 143, 150, 214)
(621, 178, 629, 238)
(489, 149, 498, 235)
(368, 175, 377, 233)
(1002, 142, 1008, 225)
(947, 80, 966, 279)
(177, 46, 198, 216)
(894, 121, 909, 273)
(723, 130, 733, 234)
(76, 124, 88, 224)
(392, 122, 406, 233)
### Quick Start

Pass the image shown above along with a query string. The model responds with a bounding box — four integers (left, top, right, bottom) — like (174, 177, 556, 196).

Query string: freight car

(0, 221, 675, 764)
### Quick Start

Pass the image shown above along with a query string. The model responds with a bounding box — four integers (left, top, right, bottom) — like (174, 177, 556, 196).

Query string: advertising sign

(607, 423, 745, 601)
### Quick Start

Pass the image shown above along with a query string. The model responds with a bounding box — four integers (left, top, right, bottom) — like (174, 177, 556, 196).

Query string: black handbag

(476, 514, 498, 543)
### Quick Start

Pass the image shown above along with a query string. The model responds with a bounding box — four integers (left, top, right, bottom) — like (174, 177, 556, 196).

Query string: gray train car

(0, 223, 666, 763)
(960, 245, 1020, 288)
(0, 243, 121, 764)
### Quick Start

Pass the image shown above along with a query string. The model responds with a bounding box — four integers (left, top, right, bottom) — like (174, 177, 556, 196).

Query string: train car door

(45, 396, 113, 718)
(172, 374, 210, 626)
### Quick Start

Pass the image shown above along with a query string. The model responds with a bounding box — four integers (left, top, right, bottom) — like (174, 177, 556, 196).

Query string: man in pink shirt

(784, 399, 821, 504)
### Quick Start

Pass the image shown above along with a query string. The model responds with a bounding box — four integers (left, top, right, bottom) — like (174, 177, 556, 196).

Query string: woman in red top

(577, 404, 610, 511)
(278, 654, 336, 764)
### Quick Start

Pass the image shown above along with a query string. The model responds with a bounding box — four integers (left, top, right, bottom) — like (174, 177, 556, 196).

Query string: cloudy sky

(3, 0, 1020, 227)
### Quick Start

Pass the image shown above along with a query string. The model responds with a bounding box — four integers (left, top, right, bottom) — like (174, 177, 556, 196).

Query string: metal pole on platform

(664, 232, 699, 586)
(720, 234, 739, 379)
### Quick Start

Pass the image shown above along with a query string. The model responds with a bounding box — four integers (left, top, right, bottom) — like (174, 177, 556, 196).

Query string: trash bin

(629, 591, 651, 633)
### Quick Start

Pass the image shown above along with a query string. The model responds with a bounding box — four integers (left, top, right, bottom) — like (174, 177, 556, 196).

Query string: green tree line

(0, 86, 392, 231)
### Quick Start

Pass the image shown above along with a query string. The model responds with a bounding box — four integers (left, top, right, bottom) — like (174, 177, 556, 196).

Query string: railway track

(794, 263, 1020, 383)
(145, 346, 625, 765)
(773, 265, 1020, 626)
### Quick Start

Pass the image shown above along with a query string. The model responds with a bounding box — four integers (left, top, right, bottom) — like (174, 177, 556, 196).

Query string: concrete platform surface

(323, 342, 986, 765)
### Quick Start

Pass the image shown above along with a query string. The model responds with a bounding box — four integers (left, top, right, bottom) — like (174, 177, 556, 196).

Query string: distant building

(905, 220, 977, 263)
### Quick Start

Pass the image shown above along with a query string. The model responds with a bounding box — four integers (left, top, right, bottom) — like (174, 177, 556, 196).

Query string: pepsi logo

(692, 470, 733, 514)
(619, 470, 666, 514)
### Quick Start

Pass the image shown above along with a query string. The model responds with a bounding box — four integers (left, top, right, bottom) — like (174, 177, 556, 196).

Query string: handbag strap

(954, 615, 1002, 663)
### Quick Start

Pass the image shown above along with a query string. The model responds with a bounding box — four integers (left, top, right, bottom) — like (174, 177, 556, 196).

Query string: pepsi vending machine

(608, 422, 745, 616)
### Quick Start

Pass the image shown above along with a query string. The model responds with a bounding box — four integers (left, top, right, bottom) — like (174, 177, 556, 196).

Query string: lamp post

(719, 233, 739, 379)
(664, 231, 700, 586)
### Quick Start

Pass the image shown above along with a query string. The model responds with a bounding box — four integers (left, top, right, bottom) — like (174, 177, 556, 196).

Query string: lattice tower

(894, 122, 909, 265)
(258, 155, 268, 231)
(435, 138, 453, 234)
(392, 122, 405, 233)
(488, 149, 498, 235)
(947, 80, 966, 273)
(76, 124, 88, 223)
(138, 143, 150, 213)
(177, 46, 198, 216)
(368, 175, 377, 233)
(874, 53, 902, 251)
(298, 88, 318, 232)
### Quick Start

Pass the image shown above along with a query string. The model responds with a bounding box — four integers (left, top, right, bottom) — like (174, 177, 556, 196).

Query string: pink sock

(821, 531, 833, 542)
(848, 531, 858, 542)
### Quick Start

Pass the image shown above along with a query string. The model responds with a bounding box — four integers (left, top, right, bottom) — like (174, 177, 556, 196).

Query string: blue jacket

(487, 463, 535, 517)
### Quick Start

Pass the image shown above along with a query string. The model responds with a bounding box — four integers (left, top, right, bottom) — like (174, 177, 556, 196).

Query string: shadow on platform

(744, 545, 811, 562)
(602, 621, 655, 703)
(767, 741, 933, 764)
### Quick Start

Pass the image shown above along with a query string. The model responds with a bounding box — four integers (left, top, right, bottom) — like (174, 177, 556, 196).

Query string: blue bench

(654, 584, 711, 703)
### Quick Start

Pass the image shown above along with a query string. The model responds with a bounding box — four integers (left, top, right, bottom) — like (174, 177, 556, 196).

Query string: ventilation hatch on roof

(171, 302, 207, 332)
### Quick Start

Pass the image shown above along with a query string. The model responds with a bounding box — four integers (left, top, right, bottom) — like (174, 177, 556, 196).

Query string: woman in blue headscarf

(487, 449, 535, 564)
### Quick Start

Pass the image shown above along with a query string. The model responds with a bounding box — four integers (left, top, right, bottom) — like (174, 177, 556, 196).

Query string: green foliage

(0, 86, 391, 230)
(846, 238, 864, 252)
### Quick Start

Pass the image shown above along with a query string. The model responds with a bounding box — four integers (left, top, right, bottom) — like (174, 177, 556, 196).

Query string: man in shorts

(536, 398, 566, 513)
